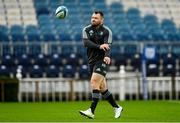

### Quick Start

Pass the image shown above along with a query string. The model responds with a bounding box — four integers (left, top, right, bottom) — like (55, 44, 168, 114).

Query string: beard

(91, 21, 101, 27)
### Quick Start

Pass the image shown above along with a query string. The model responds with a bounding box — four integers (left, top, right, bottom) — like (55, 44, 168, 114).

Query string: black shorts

(89, 61, 108, 77)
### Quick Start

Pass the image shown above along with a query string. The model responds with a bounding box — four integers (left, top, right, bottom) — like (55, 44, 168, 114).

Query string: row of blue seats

(0, 25, 80, 42)
(0, 21, 180, 42)
(0, 64, 89, 78)
(0, 55, 178, 78)
(0, 53, 87, 67)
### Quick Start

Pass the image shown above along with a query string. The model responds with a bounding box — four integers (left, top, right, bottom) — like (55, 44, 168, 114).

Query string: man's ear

(101, 18, 104, 24)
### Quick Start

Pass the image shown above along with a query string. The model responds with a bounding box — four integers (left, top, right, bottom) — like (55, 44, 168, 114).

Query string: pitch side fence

(18, 72, 180, 102)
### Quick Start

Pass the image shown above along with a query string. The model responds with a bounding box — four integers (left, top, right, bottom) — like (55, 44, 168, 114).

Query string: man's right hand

(99, 44, 110, 51)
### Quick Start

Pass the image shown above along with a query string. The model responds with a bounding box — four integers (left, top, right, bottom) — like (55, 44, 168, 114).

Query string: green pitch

(0, 101, 180, 122)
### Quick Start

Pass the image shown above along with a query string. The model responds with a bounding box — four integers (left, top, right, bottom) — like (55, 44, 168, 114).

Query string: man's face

(91, 13, 103, 26)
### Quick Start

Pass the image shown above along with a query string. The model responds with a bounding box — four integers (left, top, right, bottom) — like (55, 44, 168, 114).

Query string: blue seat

(28, 45, 42, 55)
(46, 65, 60, 77)
(131, 53, 141, 71)
(73, 33, 82, 41)
(76, 45, 86, 57)
(10, 25, 25, 42)
(112, 14, 126, 23)
(149, 29, 166, 41)
(65, 53, 80, 66)
(166, 32, 180, 41)
(38, 14, 52, 22)
(114, 53, 127, 69)
(124, 45, 137, 55)
(42, 32, 57, 41)
(162, 53, 176, 76)
(1, 54, 15, 67)
(61, 46, 74, 56)
(110, 46, 120, 57)
(127, 8, 140, 16)
(1, 45, 11, 55)
(143, 15, 158, 24)
(34, 0, 50, 15)
(172, 45, 180, 57)
(146, 58, 159, 76)
(26, 25, 41, 42)
(17, 54, 31, 67)
(126, 8, 141, 25)
(49, 53, 63, 66)
(161, 19, 176, 30)
(133, 25, 150, 41)
(0, 64, 11, 77)
(54, 18, 67, 27)
(33, 54, 48, 67)
(0, 25, 9, 42)
(13, 45, 27, 56)
(78, 64, 89, 79)
(29, 65, 44, 78)
(94, 2, 108, 11)
(59, 32, 72, 41)
(135, 32, 150, 41)
(121, 32, 135, 41)
(161, 19, 179, 41)
(39, 25, 57, 41)
(62, 65, 76, 78)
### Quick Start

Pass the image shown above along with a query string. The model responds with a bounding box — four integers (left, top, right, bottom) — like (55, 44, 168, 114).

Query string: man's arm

(83, 39, 100, 49)
(82, 28, 100, 49)
(104, 27, 113, 57)
(82, 27, 110, 51)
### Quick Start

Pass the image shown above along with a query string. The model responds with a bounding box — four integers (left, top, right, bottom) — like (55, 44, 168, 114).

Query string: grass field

(0, 100, 180, 122)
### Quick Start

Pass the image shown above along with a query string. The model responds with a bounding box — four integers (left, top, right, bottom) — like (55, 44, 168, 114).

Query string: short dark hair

(93, 10, 104, 17)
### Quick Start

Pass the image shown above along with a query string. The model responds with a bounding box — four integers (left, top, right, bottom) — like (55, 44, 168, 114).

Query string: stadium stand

(0, 0, 180, 78)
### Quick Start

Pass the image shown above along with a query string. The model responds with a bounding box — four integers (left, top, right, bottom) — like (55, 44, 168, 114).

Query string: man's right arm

(82, 28, 100, 49)
(82, 27, 110, 51)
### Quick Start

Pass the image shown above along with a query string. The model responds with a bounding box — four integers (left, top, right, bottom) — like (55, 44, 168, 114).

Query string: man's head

(91, 10, 104, 27)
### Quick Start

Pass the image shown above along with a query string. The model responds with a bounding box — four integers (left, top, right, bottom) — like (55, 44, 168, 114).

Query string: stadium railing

(17, 68, 180, 102)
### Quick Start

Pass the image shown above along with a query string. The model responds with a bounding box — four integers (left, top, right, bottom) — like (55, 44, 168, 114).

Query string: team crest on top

(89, 30, 94, 36)
(99, 31, 103, 35)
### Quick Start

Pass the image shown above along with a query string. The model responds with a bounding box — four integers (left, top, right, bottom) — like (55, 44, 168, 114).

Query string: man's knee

(90, 79, 100, 89)
(90, 73, 104, 90)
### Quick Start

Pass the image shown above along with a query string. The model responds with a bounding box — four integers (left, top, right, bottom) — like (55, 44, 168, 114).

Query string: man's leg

(79, 73, 104, 118)
(100, 79, 123, 118)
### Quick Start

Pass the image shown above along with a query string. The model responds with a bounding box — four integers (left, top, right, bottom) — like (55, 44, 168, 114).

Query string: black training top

(82, 24, 112, 65)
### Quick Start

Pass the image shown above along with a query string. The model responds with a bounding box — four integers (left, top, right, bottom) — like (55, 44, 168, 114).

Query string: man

(79, 11, 123, 119)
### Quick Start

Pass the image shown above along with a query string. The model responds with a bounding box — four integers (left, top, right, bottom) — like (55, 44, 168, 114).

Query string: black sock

(102, 89, 119, 108)
(90, 90, 100, 114)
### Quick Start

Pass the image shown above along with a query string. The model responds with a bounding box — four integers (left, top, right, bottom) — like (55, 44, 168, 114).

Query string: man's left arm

(104, 28, 112, 57)
(103, 28, 112, 64)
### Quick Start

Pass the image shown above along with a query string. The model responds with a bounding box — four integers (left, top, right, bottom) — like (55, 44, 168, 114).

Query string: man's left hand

(103, 57, 111, 65)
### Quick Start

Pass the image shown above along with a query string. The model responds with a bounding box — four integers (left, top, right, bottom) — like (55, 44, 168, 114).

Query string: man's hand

(103, 57, 111, 65)
(100, 44, 110, 51)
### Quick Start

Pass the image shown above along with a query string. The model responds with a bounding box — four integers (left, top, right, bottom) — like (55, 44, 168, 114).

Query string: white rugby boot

(79, 108, 94, 119)
(114, 106, 123, 118)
